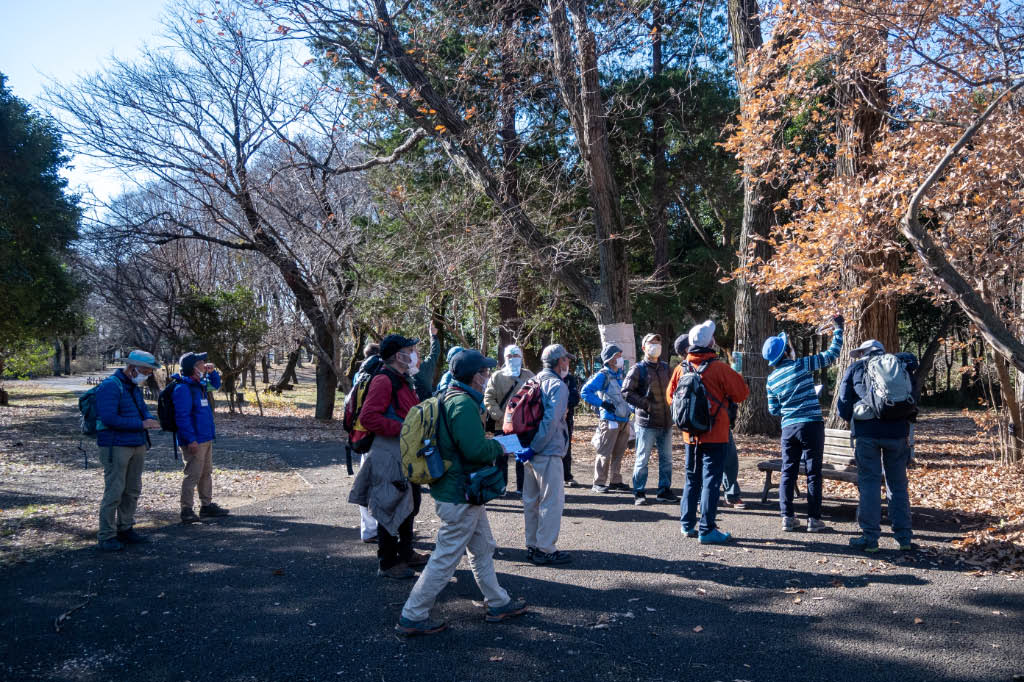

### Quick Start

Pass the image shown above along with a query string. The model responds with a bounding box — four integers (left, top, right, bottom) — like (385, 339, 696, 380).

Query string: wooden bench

(758, 428, 858, 503)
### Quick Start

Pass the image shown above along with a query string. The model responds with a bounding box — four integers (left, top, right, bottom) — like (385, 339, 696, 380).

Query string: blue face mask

(506, 357, 523, 376)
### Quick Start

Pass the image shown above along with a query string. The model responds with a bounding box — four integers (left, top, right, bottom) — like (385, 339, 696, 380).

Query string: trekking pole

(345, 442, 354, 476)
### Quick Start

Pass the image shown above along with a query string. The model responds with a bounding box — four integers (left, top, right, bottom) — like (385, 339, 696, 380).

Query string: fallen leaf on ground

(913, 617, 924, 625)
(693, 625, 704, 633)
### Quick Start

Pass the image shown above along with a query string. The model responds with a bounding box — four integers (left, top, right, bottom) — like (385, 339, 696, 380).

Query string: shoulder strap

(499, 381, 518, 410)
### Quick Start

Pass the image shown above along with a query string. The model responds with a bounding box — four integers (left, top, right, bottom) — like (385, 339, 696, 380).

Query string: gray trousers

(98, 444, 146, 541)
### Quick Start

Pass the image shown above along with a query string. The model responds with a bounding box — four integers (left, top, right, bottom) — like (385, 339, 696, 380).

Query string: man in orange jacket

(666, 320, 749, 544)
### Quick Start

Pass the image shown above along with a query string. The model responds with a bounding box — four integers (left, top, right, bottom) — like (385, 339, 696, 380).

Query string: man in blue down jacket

(173, 351, 229, 524)
(95, 350, 161, 551)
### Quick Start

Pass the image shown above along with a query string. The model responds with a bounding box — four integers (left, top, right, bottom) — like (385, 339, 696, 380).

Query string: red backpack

(502, 378, 545, 445)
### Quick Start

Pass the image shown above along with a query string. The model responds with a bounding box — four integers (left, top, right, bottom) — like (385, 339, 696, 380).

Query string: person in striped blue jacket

(762, 315, 844, 533)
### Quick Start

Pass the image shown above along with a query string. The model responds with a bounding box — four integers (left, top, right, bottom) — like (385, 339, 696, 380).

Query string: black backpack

(671, 359, 723, 436)
(156, 378, 184, 433)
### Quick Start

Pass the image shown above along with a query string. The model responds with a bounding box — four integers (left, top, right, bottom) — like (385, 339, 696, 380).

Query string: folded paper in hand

(494, 434, 526, 454)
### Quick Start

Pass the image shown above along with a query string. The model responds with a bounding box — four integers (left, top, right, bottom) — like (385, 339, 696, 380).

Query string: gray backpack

(863, 354, 917, 421)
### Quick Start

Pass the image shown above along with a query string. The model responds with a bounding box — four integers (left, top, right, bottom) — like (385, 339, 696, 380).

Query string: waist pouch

(465, 466, 506, 505)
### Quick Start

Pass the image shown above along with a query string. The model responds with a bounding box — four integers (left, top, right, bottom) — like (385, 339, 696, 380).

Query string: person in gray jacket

(521, 344, 572, 566)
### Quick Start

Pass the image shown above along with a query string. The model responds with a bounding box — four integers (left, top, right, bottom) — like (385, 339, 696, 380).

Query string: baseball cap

(179, 351, 208, 376)
(541, 344, 575, 365)
(380, 334, 420, 360)
(451, 349, 498, 382)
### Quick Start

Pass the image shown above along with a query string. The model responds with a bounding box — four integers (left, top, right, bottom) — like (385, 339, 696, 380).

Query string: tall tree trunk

(826, 34, 898, 427)
(261, 354, 270, 384)
(274, 345, 301, 391)
(53, 340, 62, 377)
(914, 310, 954, 397)
(649, 0, 669, 281)
(729, 0, 779, 436)
(62, 339, 72, 375)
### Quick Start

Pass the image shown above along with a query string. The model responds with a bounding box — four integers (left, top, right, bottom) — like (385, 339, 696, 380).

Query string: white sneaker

(807, 518, 829, 533)
(782, 516, 802, 532)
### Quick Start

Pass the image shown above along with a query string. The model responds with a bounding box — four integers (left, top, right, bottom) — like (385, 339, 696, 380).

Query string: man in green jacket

(396, 350, 528, 636)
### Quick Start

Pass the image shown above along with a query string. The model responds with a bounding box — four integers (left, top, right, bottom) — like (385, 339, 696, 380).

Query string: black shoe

(526, 546, 538, 561)
(116, 529, 150, 544)
(530, 550, 572, 566)
(565, 478, 579, 488)
(199, 503, 229, 518)
(656, 488, 678, 502)
(610, 483, 630, 492)
(98, 538, 125, 552)
(181, 509, 201, 524)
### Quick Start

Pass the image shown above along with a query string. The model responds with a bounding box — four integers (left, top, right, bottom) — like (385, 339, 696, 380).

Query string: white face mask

(131, 371, 148, 386)
(507, 357, 523, 375)
(408, 351, 418, 367)
(646, 344, 661, 359)
(614, 357, 625, 369)
(558, 366, 569, 379)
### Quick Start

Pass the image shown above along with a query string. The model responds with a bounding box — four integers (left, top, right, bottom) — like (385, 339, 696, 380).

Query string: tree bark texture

(728, 0, 779, 436)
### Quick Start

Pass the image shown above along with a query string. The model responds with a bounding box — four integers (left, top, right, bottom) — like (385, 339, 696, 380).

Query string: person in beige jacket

(483, 344, 535, 492)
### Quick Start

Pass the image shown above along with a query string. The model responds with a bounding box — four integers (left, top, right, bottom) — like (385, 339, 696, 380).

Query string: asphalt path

(2, 435, 1022, 682)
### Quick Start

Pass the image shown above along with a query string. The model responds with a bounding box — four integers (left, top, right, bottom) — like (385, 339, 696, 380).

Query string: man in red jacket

(666, 320, 749, 544)
(352, 333, 427, 579)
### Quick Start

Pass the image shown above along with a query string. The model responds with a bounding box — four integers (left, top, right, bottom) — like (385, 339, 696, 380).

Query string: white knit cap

(504, 344, 523, 359)
(688, 319, 716, 348)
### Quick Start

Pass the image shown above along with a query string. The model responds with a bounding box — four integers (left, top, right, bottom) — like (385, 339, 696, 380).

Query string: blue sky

(0, 1, 169, 199)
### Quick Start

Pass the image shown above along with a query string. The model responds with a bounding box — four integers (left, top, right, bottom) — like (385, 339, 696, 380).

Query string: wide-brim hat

(850, 339, 885, 359)
(762, 333, 788, 365)
(125, 349, 160, 370)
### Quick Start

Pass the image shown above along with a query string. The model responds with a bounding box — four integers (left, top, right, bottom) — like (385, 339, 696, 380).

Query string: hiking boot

(98, 538, 124, 552)
(565, 478, 579, 488)
(807, 518, 829, 533)
(486, 597, 528, 623)
(633, 492, 647, 506)
(724, 497, 747, 509)
(849, 536, 880, 553)
(656, 488, 679, 502)
(782, 516, 803, 532)
(680, 526, 698, 538)
(181, 508, 201, 524)
(395, 616, 447, 637)
(199, 503, 229, 518)
(530, 550, 572, 566)
(378, 563, 416, 579)
(897, 542, 919, 552)
(592, 484, 610, 494)
(405, 551, 430, 568)
(116, 529, 150, 544)
(609, 482, 630, 492)
(526, 546, 538, 561)
(699, 529, 732, 545)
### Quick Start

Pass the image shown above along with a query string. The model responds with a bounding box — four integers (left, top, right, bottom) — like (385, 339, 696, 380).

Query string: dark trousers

(378, 484, 420, 570)
(780, 421, 824, 520)
(680, 442, 727, 535)
(497, 453, 522, 492)
(562, 433, 574, 482)
(378, 512, 414, 570)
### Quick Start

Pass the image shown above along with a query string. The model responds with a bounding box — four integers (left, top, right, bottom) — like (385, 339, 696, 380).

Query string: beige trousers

(98, 445, 147, 541)
(592, 419, 630, 486)
(522, 454, 565, 554)
(401, 501, 510, 622)
(181, 441, 214, 510)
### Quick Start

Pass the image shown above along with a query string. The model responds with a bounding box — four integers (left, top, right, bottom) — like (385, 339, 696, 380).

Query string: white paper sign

(494, 434, 526, 454)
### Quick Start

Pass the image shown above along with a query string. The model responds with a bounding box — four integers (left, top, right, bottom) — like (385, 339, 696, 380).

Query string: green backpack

(78, 378, 121, 436)
(399, 395, 454, 485)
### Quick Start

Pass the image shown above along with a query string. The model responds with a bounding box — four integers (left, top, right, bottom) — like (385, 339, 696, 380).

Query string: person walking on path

(623, 333, 676, 505)
(174, 352, 230, 524)
(837, 340, 918, 552)
(669, 321, 749, 544)
(396, 350, 528, 636)
(581, 344, 632, 493)
(483, 344, 535, 492)
(95, 350, 161, 551)
(349, 333, 429, 578)
(521, 344, 573, 565)
(762, 316, 844, 532)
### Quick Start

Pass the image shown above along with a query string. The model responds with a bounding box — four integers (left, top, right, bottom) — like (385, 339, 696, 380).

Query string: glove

(832, 314, 845, 330)
(600, 400, 616, 414)
(515, 447, 535, 464)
